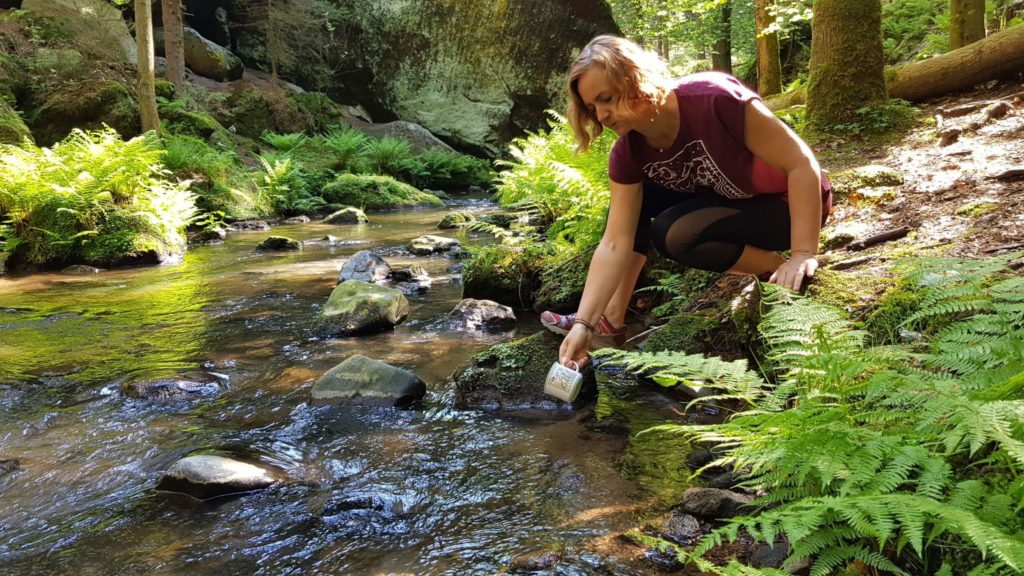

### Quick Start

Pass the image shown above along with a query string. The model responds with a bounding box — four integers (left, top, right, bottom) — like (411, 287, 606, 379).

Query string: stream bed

(0, 199, 694, 575)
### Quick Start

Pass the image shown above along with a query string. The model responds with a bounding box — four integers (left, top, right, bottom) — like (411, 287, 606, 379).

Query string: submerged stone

(122, 378, 221, 400)
(61, 265, 103, 275)
(311, 354, 426, 408)
(156, 454, 274, 500)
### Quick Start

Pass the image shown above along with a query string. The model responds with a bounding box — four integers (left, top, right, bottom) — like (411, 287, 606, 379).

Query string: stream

(0, 197, 694, 575)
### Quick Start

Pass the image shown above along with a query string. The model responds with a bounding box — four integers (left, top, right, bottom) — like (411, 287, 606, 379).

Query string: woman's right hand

(559, 323, 593, 367)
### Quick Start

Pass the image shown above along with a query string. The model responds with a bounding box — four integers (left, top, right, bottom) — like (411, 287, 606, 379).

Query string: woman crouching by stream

(542, 35, 832, 368)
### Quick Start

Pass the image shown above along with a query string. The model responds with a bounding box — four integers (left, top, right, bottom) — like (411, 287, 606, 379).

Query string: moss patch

(321, 173, 443, 210)
(829, 165, 904, 201)
(862, 279, 925, 345)
(28, 79, 139, 145)
(955, 201, 998, 218)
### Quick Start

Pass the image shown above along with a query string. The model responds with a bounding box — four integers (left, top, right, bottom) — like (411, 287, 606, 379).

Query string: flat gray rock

(156, 454, 274, 500)
(312, 355, 426, 407)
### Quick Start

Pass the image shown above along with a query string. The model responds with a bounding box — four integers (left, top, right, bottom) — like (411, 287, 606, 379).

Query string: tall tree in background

(710, 0, 733, 73)
(755, 0, 782, 96)
(161, 0, 185, 91)
(135, 0, 160, 133)
(807, 0, 886, 127)
(950, 0, 986, 49)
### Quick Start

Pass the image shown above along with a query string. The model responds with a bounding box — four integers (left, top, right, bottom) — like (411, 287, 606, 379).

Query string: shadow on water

(0, 201, 697, 575)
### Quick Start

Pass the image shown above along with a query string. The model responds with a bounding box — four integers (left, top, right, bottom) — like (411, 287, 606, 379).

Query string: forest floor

(570, 75, 1024, 575)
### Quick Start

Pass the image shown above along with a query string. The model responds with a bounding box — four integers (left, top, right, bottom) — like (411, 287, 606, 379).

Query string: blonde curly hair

(567, 35, 674, 153)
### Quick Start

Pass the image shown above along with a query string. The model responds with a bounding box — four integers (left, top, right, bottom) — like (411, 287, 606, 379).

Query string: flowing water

(0, 198, 694, 575)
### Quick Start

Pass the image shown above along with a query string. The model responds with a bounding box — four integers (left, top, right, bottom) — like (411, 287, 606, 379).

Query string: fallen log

(847, 226, 913, 251)
(888, 25, 1024, 102)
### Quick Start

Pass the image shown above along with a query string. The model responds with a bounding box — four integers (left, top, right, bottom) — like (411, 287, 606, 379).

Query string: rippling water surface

(0, 200, 691, 575)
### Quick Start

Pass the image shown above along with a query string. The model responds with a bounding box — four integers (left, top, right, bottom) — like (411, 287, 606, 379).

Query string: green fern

(598, 254, 1024, 574)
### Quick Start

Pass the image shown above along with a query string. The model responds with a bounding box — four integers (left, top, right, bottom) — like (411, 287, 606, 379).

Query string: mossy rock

(315, 281, 409, 336)
(154, 80, 175, 100)
(255, 236, 301, 252)
(28, 79, 140, 145)
(863, 279, 925, 345)
(805, 268, 890, 320)
(449, 330, 597, 410)
(829, 165, 904, 201)
(0, 98, 32, 145)
(462, 243, 545, 308)
(160, 105, 228, 141)
(532, 249, 593, 313)
(219, 84, 310, 138)
(438, 211, 476, 229)
(323, 207, 368, 224)
(321, 174, 443, 210)
(642, 312, 725, 355)
(479, 213, 515, 228)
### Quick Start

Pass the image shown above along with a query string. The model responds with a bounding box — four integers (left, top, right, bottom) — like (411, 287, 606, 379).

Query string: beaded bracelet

(573, 318, 595, 332)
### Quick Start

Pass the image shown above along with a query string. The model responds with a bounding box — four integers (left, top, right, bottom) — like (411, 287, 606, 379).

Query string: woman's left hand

(769, 253, 818, 291)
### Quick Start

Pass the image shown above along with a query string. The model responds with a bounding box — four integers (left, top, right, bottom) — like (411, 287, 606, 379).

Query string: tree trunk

(807, 0, 886, 127)
(161, 0, 185, 91)
(756, 0, 782, 96)
(135, 0, 160, 134)
(267, 0, 278, 84)
(950, 0, 986, 50)
(711, 0, 732, 74)
(888, 23, 1024, 101)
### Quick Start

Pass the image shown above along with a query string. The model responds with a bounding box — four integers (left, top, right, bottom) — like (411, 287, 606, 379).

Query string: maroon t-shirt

(609, 72, 831, 208)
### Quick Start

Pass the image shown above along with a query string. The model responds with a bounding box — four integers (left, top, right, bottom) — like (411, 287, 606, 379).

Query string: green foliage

(260, 130, 308, 151)
(257, 155, 324, 216)
(636, 268, 720, 319)
(596, 255, 1024, 574)
(315, 125, 369, 172)
(320, 173, 443, 210)
(410, 148, 492, 190)
(881, 0, 948, 64)
(0, 128, 196, 267)
(822, 100, 920, 137)
(357, 135, 415, 178)
(159, 134, 263, 220)
(496, 111, 615, 253)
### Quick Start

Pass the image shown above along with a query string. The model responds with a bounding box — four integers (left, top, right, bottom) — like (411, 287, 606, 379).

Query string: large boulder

(156, 454, 275, 500)
(315, 280, 409, 336)
(360, 120, 456, 153)
(22, 0, 136, 63)
(449, 330, 596, 410)
(223, 0, 618, 156)
(179, 26, 243, 82)
(311, 354, 426, 407)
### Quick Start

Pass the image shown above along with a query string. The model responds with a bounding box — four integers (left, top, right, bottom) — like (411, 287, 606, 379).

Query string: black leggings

(633, 182, 794, 273)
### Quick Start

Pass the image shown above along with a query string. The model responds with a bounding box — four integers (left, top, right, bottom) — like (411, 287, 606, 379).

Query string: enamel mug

(544, 361, 584, 402)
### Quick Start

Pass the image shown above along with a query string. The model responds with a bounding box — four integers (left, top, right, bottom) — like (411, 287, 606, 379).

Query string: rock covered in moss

(156, 454, 274, 500)
(678, 487, 753, 519)
(322, 207, 368, 224)
(315, 280, 409, 336)
(322, 174, 443, 210)
(189, 226, 227, 244)
(23, 0, 137, 63)
(438, 211, 476, 229)
(28, 79, 140, 146)
(255, 236, 301, 252)
(311, 354, 425, 407)
(830, 165, 904, 199)
(450, 330, 596, 410)
(177, 27, 243, 82)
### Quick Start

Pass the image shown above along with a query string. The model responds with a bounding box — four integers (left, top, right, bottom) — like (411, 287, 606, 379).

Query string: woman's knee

(650, 210, 699, 258)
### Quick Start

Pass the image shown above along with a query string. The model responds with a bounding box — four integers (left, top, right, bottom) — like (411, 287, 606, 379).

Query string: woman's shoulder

(674, 72, 759, 101)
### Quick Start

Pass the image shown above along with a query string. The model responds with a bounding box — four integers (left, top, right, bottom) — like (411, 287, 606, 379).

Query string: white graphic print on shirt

(642, 140, 752, 199)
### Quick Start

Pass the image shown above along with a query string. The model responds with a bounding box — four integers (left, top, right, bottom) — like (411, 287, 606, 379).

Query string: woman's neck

(637, 94, 679, 152)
